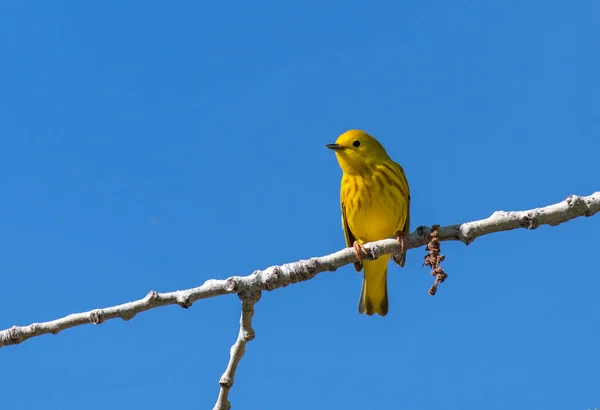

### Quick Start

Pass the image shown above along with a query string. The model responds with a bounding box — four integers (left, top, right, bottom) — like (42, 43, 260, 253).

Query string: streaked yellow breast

(341, 164, 408, 243)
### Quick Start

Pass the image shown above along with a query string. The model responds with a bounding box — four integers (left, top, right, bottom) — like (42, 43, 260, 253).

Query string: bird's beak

(325, 143, 344, 151)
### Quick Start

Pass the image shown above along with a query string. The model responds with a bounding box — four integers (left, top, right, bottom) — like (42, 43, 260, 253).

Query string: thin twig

(1, 191, 599, 349)
(213, 290, 261, 410)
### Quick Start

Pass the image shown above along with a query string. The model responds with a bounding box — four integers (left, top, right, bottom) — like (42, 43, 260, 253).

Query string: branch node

(225, 278, 238, 292)
(567, 195, 589, 217)
(457, 224, 474, 245)
(305, 258, 321, 277)
(176, 294, 192, 309)
(120, 311, 137, 321)
(520, 214, 539, 230)
(2, 326, 22, 345)
(238, 289, 261, 305)
(265, 267, 281, 291)
(89, 309, 105, 325)
(145, 290, 159, 303)
(416, 225, 430, 239)
(585, 197, 595, 216)
(366, 246, 380, 261)
(219, 376, 233, 388)
(241, 327, 256, 342)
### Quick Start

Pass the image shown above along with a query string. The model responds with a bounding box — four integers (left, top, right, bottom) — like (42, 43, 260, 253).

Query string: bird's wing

(392, 162, 410, 267)
(342, 202, 363, 272)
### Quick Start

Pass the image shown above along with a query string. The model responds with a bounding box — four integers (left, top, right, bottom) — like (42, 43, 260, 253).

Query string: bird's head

(326, 129, 390, 174)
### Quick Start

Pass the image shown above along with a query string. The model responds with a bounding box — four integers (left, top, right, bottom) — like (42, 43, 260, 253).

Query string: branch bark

(213, 290, 261, 410)
(2, 192, 598, 348)
(1, 191, 598, 408)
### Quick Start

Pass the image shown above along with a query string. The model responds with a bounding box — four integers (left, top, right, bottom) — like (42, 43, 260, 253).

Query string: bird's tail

(358, 255, 390, 316)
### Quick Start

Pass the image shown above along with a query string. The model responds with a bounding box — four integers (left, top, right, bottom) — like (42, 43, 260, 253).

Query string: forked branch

(213, 290, 261, 410)
(1, 192, 598, 409)
(1, 192, 598, 348)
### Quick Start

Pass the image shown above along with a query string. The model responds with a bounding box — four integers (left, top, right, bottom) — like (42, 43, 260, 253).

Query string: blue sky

(1, 1, 598, 409)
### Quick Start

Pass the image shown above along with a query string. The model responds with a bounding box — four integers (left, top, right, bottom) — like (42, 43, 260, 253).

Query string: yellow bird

(326, 130, 410, 316)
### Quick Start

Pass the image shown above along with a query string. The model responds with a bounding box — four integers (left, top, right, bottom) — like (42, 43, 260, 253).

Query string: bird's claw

(395, 230, 406, 254)
(353, 241, 367, 261)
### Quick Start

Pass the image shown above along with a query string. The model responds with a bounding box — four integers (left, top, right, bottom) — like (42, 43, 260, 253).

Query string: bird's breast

(342, 173, 408, 243)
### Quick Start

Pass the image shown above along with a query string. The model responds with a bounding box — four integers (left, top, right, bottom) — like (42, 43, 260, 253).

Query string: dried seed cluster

(423, 224, 448, 295)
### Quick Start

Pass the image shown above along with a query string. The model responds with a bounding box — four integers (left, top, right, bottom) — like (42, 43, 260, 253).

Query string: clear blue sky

(1, 1, 598, 409)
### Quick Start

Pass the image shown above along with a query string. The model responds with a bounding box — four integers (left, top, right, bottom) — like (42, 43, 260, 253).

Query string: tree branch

(1, 192, 598, 349)
(213, 290, 261, 410)
(1, 192, 598, 408)
(0, 191, 600, 410)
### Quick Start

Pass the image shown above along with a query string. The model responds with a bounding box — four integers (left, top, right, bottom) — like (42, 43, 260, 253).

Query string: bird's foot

(395, 230, 406, 254)
(353, 241, 367, 261)
(391, 230, 408, 266)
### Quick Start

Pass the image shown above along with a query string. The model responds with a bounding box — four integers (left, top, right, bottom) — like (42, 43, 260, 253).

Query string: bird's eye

(353, 140, 361, 147)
